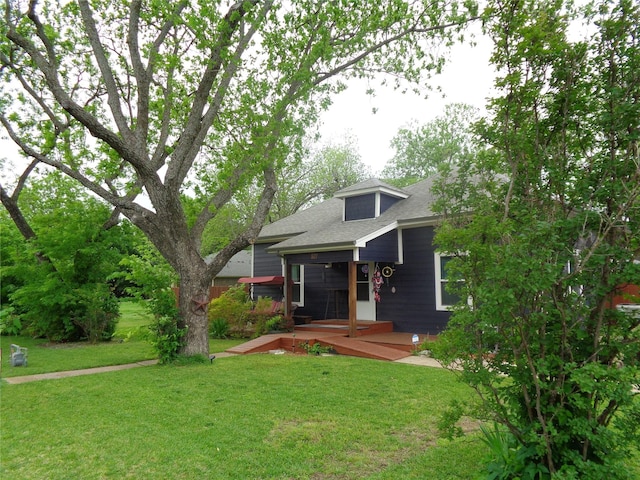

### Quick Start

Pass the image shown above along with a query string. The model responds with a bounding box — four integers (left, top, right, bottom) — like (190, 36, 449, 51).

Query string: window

(356, 263, 370, 301)
(435, 253, 463, 310)
(291, 264, 304, 306)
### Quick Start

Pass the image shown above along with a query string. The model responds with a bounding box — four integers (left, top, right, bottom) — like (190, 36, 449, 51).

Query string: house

(207, 250, 252, 286)
(174, 250, 252, 303)
(248, 177, 454, 336)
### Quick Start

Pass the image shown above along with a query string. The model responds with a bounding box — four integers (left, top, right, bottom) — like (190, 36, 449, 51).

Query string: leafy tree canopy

(382, 102, 480, 186)
(433, 0, 640, 477)
(1, 172, 140, 340)
(1, 0, 481, 355)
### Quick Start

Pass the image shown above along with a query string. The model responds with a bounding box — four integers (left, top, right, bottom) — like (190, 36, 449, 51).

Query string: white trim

(271, 245, 356, 255)
(397, 218, 442, 228)
(356, 261, 376, 320)
(281, 260, 305, 307)
(434, 252, 454, 311)
(291, 264, 305, 307)
(334, 186, 408, 199)
(355, 221, 399, 247)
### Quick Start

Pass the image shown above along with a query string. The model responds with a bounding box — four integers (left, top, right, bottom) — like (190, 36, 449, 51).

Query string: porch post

(284, 259, 293, 316)
(348, 261, 357, 338)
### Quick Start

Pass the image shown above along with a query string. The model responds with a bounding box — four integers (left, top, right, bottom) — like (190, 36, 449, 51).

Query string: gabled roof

(205, 249, 252, 277)
(333, 178, 409, 199)
(258, 176, 443, 254)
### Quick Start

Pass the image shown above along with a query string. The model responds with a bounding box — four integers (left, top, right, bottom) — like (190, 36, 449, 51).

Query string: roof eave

(396, 216, 443, 228)
(267, 242, 357, 256)
(354, 221, 399, 247)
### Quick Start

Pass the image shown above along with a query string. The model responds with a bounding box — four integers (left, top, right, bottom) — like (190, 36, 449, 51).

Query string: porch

(226, 320, 436, 361)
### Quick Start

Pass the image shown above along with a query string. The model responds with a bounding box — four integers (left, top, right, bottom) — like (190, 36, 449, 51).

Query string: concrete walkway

(3, 360, 160, 384)
(394, 355, 444, 368)
(2, 352, 442, 385)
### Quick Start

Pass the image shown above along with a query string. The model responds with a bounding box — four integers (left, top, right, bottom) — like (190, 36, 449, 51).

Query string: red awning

(237, 276, 285, 286)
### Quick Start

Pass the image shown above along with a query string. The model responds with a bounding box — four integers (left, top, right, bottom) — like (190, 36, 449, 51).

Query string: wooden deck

(292, 319, 393, 336)
(359, 332, 437, 353)
(226, 320, 431, 361)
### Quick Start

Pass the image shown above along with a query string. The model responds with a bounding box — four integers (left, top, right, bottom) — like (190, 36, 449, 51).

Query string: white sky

(317, 33, 495, 175)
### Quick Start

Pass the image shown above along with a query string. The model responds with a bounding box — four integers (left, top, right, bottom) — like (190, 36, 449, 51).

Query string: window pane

(441, 285, 461, 306)
(356, 264, 369, 282)
(440, 256, 453, 280)
(292, 285, 301, 303)
(291, 265, 300, 282)
(357, 283, 369, 301)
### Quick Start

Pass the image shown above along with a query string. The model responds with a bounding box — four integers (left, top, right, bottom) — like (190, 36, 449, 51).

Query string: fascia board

(334, 186, 409, 199)
(354, 221, 399, 247)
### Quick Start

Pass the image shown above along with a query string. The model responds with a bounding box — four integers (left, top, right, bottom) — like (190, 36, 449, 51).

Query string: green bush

(207, 286, 252, 337)
(209, 317, 230, 339)
(0, 307, 22, 336)
(207, 288, 293, 338)
(71, 285, 120, 343)
(10, 276, 120, 342)
(254, 296, 276, 313)
(479, 423, 550, 480)
(148, 316, 186, 364)
(300, 341, 334, 355)
(250, 312, 281, 337)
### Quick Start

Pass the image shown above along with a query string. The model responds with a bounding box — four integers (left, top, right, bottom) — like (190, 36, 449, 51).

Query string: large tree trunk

(177, 270, 212, 357)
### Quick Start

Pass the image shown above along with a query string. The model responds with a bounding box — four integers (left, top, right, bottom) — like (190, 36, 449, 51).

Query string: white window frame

(434, 252, 464, 311)
(290, 264, 305, 307)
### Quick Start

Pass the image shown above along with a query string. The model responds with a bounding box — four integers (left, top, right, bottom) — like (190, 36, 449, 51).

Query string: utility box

(10, 344, 28, 367)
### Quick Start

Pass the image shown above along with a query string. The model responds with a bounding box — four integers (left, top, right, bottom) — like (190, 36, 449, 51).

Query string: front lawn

(0, 300, 245, 377)
(2, 298, 638, 478)
(1, 354, 487, 479)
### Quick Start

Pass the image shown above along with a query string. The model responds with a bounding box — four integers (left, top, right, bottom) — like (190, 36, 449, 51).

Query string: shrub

(253, 296, 275, 312)
(0, 307, 22, 336)
(209, 317, 230, 339)
(11, 277, 120, 342)
(207, 285, 252, 337)
(479, 423, 550, 480)
(149, 315, 186, 364)
(300, 341, 334, 355)
(207, 289, 293, 338)
(70, 284, 120, 343)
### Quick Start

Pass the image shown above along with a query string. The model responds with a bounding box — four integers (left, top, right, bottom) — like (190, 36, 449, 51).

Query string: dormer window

(335, 179, 409, 221)
(345, 193, 376, 220)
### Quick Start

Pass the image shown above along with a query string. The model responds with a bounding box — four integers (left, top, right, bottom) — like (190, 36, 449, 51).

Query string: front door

(356, 262, 376, 321)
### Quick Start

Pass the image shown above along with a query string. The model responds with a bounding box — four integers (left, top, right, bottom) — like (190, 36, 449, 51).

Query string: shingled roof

(258, 176, 443, 254)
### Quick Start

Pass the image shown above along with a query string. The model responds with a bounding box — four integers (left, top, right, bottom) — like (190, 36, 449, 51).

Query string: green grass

(0, 300, 244, 377)
(1, 354, 488, 479)
(2, 301, 638, 478)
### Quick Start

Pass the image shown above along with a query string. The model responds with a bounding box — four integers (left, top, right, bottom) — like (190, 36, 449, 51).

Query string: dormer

(334, 179, 409, 221)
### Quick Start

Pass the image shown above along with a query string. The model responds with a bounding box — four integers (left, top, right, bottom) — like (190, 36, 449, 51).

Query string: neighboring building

(250, 177, 454, 335)
(207, 250, 252, 286)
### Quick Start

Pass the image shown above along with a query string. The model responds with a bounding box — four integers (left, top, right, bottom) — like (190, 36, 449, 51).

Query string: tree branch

(77, 0, 132, 143)
(165, 0, 269, 191)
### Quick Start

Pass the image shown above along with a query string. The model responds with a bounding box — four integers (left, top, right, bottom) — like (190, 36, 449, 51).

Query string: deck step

(226, 334, 283, 354)
(226, 331, 413, 361)
(318, 337, 410, 361)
